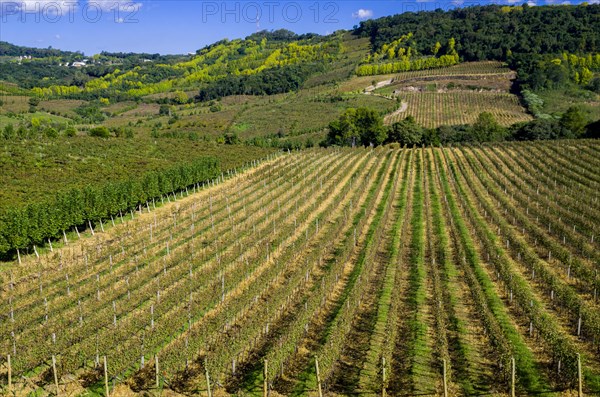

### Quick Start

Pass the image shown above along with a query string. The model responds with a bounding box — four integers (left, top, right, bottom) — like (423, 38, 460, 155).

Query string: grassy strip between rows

(451, 147, 600, 392)
(290, 150, 397, 394)
(436, 148, 548, 394)
(426, 148, 476, 395)
(358, 148, 411, 393)
(405, 149, 435, 394)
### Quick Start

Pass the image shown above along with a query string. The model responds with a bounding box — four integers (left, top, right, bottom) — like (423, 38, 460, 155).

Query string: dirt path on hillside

(383, 102, 408, 124)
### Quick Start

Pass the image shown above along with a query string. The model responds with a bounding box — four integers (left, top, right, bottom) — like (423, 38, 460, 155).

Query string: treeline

(356, 35, 460, 76)
(354, 4, 600, 62)
(0, 41, 82, 58)
(0, 157, 220, 258)
(0, 42, 188, 89)
(511, 52, 600, 92)
(325, 107, 599, 147)
(196, 63, 324, 101)
(356, 54, 459, 76)
(245, 29, 323, 44)
(0, 62, 88, 89)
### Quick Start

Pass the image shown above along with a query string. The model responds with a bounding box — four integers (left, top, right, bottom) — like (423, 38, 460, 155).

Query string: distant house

(17, 55, 32, 64)
(72, 61, 86, 68)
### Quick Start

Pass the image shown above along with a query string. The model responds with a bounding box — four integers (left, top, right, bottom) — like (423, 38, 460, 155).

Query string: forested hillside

(355, 4, 600, 60)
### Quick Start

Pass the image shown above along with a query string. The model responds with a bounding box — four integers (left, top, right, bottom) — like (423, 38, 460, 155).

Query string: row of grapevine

(384, 92, 531, 128)
(1, 141, 599, 396)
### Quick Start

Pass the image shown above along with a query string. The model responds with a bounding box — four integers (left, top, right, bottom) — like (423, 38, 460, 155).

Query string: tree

(173, 90, 189, 104)
(579, 67, 593, 86)
(223, 132, 240, 145)
(510, 118, 562, 141)
(387, 116, 423, 146)
(44, 127, 58, 138)
(327, 108, 358, 146)
(560, 106, 587, 137)
(472, 112, 507, 142)
(28, 97, 40, 107)
(585, 119, 600, 138)
(354, 107, 387, 146)
(588, 77, 600, 94)
(65, 126, 77, 137)
(159, 104, 172, 116)
(327, 107, 387, 147)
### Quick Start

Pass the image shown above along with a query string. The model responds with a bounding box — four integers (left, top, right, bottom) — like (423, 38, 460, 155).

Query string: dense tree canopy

(326, 107, 598, 148)
(355, 4, 600, 62)
(326, 108, 387, 147)
(196, 63, 324, 101)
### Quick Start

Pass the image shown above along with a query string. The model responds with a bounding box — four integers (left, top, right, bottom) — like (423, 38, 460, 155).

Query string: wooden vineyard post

(51, 355, 60, 396)
(155, 354, 160, 389)
(104, 356, 109, 397)
(578, 353, 583, 397)
(7, 354, 12, 395)
(382, 357, 386, 397)
(204, 358, 212, 397)
(511, 356, 516, 397)
(315, 356, 323, 397)
(263, 359, 268, 397)
(443, 359, 448, 397)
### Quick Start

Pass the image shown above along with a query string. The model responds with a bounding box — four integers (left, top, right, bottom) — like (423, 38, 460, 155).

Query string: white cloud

(55, 34, 61, 39)
(527, 0, 536, 5)
(352, 9, 373, 19)
(506, 0, 520, 4)
(88, 0, 142, 12)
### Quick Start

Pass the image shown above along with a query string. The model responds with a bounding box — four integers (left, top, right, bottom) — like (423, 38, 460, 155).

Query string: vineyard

(385, 92, 532, 128)
(1, 140, 600, 396)
(388, 61, 512, 80)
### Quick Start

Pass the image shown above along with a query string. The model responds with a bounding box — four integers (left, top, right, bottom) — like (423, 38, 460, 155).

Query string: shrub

(89, 126, 111, 138)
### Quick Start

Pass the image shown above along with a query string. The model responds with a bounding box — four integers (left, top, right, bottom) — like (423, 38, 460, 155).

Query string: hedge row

(0, 157, 220, 258)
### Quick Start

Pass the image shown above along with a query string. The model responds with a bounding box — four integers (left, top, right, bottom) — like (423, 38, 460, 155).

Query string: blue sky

(0, 0, 589, 55)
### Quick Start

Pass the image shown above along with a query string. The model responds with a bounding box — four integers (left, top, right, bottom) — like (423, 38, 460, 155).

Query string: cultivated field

(362, 61, 532, 128)
(385, 92, 532, 127)
(1, 140, 599, 396)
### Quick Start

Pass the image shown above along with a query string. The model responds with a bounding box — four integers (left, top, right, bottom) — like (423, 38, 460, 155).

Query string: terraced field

(1, 140, 599, 396)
